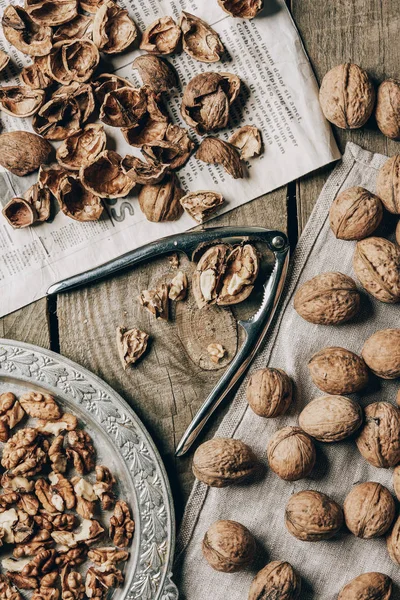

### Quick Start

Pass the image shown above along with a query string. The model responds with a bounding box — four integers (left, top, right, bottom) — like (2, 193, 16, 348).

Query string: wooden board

(0, 298, 50, 349)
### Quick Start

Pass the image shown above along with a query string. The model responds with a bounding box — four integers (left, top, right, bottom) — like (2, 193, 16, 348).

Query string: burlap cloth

(174, 142, 400, 599)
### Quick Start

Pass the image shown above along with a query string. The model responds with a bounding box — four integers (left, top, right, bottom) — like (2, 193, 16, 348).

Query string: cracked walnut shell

(48, 39, 99, 85)
(294, 272, 360, 325)
(180, 12, 224, 63)
(196, 137, 244, 179)
(2, 198, 38, 229)
(248, 561, 301, 600)
(285, 490, 343, 541)
(353, 237, 400, 303)
(362, 329, 400, 379)
(2, 5, 52, 56)
(116, 327, 149, 369)
(356, 402, 400, 468)
(218, 0, 264, 18)
(376, 79, 400, 140)
(93, 1, 138, 54)
(193, 438, 258, 487)
(343, 482, 395, 538)
(132, 55, 177, 95)
(180, 191, 224, 223)
(0, 86, 44, 118)
(81, 151, 135, 199)
(56, 174, 103, 222)
(33, 94, 81, 141)
(308, 347, 369, 395)
(267, 427, 316, 481)
(246, 368, 292, 418)
(319, 63, 375, 129)
(299, 395, 362, 442)
(25, 0, 77, 27)
(202, 520, 256, 572)
(229, 125, 262, 160)
(138, 174, 184, 222)
(330, 186, 383, 240)
(338, 573, 392, 600)
(376, 155, 400, 214)
(139, 16, 181, 55)
(56, 124, 106, 171)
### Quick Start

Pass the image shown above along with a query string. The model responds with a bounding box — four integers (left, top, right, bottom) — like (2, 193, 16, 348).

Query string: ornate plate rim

(0, 338, 178, 600)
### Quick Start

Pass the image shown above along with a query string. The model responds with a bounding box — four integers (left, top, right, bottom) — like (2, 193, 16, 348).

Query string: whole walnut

(329, 187, 383, 240)
(376, 79, 400, 140)
(394, 465, 400, 500)
(299, 396, 363, 442)
(338, 572, 392, 600)
(138, 174, 184, 222)
(376, 155, 400, 214)
(319, 63, 375, 129)
(267, 427, 316, 481)
(362, 329, 400, 379)
(387, 514, 400, 566)
(356, 402, 400, 468)
(248, 561, 301, 600)
(285, 490, 343, 541)
(192, 438, 258, 487)
(202, 520, 256, 572)
(343, 482, 395, 538)
(294, 272, 360, 325)
(353, 237, 400, 303)
(308, 347, 369, 395)
(246, 368, 292, 418)
(397, 220, 400, 245)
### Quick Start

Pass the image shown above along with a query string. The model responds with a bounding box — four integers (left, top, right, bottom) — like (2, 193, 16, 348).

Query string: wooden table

(2, 0, 399, 523)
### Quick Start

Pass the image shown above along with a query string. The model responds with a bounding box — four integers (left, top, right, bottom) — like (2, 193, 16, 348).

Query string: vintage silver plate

(0, 339, 178, 600)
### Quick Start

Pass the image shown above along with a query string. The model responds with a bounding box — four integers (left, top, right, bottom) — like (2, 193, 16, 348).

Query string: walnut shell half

(308, 347, 369, 395)
(2, 5, 52, 57)
(246, 368, 292, 418)
(0, 86, 44, 118)
(2, 198, 37, 229)
(248, 561, 301, 600)
(353, 237, 400, 303)
(180, 191, 224, 223)
(48, 39, 99, 85)
(92, 1, 138, 54)
(362, 329, 400, 379)
(196, 137, 244, 179)
(202, 520, 256, 572)
(132, 55, 177, 95)
(338, 573, 392, 600)
(180, 12, 224, 63)
(55, 174, 103, 222)
(139, 16, 181, 55)
(81, 151, 135, 199)
(299, 395, 363, 442)
(356, 402, 400, 468)
(193, 438, 258, 487)
(376, 79, 400, 140)
(285, 490, 343, 541)
(267, 427, 316, 481)
(376, 155, 400, 214)
(218, 0, 264, 18)
(329, 186, 383, 240)
(343, 482, 395, 539)
(56, 123, 106, 171)
(229, 125, 262, 160)
(25, 0, 78, 27)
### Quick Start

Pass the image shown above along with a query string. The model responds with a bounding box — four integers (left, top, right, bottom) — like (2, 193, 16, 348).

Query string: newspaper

(0, 0, 340, 317)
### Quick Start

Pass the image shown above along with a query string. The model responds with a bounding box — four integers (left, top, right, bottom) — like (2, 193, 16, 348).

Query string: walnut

(22, 549, 57, 577)
(180, 191, 224, 223)
(229, 125, 262, 160)
(66, 430, 95, 474)
(0, 508, 18, 543)
(376, 155, 400, 214)
(61, 566, 85, 600)
(48, 40, 99, 85)
(218, 0, 264, 18)
(21, 57, 53, 90)
(169, 271, 188, 302)
(2, 5, 53, 56)
(93, 466, 115, 510)
(37, 413, 78, 436)
(71, 477, 95, 519)
(19, 392, 61, 420)
(329, 186, 383, 240)
(48, 436, 67, 474)
(319, 63, 375, 129)
(285, 490, 343, 541)
(356, 402, 400, 468)
(87, 546, 129, 566)
(56, 545, 88, 568)
(100, 86, 147, 128)
(2, 198, 38, 229)
(109, 501, 134, 548)
(248, 561, 301, 600)
(53, 14, 93, 43)
(2, 428, 48, 477)
(32, 580, 60, 600)
(139, 16, 181, 55)
(116, 327, 149, 369)
(376, 79, 400, 139)
(180, 12, 224, 63)
(1, 474, 34, 494)
(35, 511, 77, 532)
(86, 566, 124, 592)
(81, 151, 135, 199)
(0, 131, 52, 177)
(52, 519, 104, 548)
(6, 573, 38, 590)
(122, 155, 169, 186)
(0, 86, 45, 118)
(207, 343, 225, 364)
(92, 1, 138, 54)
(0, 393, 25, 442)
(202, 520, 255, 572)
(35, 480, 59, 514)
(85, 570, 106, 600)
(308, 347, 369, 395)
(132, 55, 177, 95)
(267, 427, 316, 481)
(387, 515, 400, 566)
(17, 494, 38, 517)
(362, 329, 400, 379)
(353, 237, 400, 303)
(294, 272, 360, 325)
(139, 284, 169, 320)
(23, 184, 51, 223)
(343, 482, 395, 538)
(246, 368, 292, 418)
(49, 472, 76, 511)
(196, 137, 244, 179)
(299, 395, 362, 442)
(0, 575, 23, 600)
(0, 491, 20, 510)
(13, 509, 35, 544)
(25, 0, 78, 27)
(193, 438, 258, 487)
(56, 124, 106, 171)
(338, 573, 392, 600)
(13, 530, 53, 558)
(55, 174, 104, 222)
(181, 72, 241, 134)
(138, 174, 184, 223)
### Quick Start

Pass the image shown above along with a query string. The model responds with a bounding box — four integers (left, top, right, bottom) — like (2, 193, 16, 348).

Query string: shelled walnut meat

(353, 237, 400, 303)
(267, 427, 316, 481)
(285, 490, 343, 542)
(308, 347, 369, 395)
(299, 395, 363, 442)
(329, 186, 383, 240)
(248, 561, 301, 600)
(202, 520, 256, 572)
(356, 402, 400, 468)
(338, 573, 393, 600)
(116, 326, 149, 369)
(192, 438, 258, 487)
(343, 482, 395, 539)
(246, 367, 292, 418)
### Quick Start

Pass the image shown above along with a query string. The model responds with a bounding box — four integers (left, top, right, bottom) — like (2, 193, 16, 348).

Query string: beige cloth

(175, 142, 400, 599)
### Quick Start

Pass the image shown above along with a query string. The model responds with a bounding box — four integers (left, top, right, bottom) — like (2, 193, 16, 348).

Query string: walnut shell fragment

(338, 573, 392, 600)
(308, 347, 369, 395)
(299, 395, 363, 442)
(202, 520, 256, 572)
(267, 427, 316, 481)
(25, 0, 78, 26)
(21, 57, 53, 90)
(0, 50, 10, 73)
(248, 561, 301, 600)
(132, 55, 177, 94)
(2, 5, 52, 56)
(48, 39, 99, 85)
(81, 151, 135, 199)
(218, 0, 264, 18)
(196, 137, 244, 179)
(193, 438, 258, 487)
(356, 402, 400, 468)
(285, 490, 343, 541)
(54, 82, 95, 124)
(294, 272, 360, 325)
(56, 124, 106, 171)
(343, 482, 395, 538)
(229, 125, 262, 160)
(138, 174, 184, 222)
(24, 184, 51, 222)
(141, 126, 194, 171)
(139, 285, 169, 320)
(376, 79, 400, 140)
(319, 63, 375, 129)
(33, 94, 81, 141)
(329, 186, 383, 240)
(116, 327, 149, 369)
(139, 16, 181, 55)
(100, 86, 147, 128)
(353, 237, 400, 303)
(93, 1, 138, 54)
(53, 14, 93, 43)
(56, 174, 103, 222)
(180, 190, 224, 223)
(362, 329, 400, 379)
(246, 367, 292, 418)
(80, 0, 101, 13)
(180, 12, 224, 63)
(376, 155, 400, 214)
(0, 131, 52, 177)
(122, 155, 169, 186)
(2, 198, 38, 229)
(93, 73, 134, 105)
(0, 86, 44, 118)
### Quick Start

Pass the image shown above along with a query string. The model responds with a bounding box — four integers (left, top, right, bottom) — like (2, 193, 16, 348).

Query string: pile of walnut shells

(0, 1, 263, 229)
(0, 390, 134, 600)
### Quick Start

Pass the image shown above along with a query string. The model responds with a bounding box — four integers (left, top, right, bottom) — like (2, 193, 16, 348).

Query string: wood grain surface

(1, 0, 398, 521)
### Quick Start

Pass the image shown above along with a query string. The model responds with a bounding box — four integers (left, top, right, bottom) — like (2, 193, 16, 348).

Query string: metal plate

(0, 339, 178, 600)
